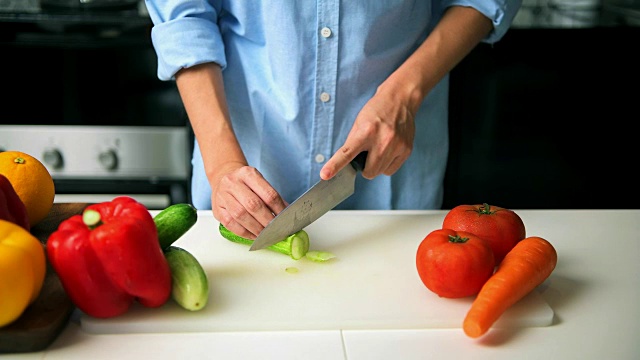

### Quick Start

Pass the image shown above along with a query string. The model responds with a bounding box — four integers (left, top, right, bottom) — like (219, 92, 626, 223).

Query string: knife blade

(249, 152, 367, 251)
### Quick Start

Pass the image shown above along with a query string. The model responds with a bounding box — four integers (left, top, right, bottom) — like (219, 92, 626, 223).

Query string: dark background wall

(443, 26, 640, 210)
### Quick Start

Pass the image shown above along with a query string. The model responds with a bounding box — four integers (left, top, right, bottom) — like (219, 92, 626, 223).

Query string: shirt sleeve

(145, 0, 227, 81)
(441, 0, 522, 43)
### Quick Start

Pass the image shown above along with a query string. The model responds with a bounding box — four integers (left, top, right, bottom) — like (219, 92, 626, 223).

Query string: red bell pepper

(46, 196, 172, 318)
(0, 174, 30, 231)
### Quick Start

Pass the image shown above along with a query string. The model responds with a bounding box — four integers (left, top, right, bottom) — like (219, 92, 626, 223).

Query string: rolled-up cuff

(445, 0, 522, 43)
(151, 17, 227, 81)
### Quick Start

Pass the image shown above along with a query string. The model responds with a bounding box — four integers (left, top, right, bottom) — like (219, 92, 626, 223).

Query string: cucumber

(154, 203, 198, 250)
(305, 251, 336, 262)
(218, 223, 309, 260)
(164, 246, 209, 311)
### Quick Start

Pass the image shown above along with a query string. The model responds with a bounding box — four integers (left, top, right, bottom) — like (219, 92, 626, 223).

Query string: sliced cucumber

(164, 246, 209, 311)
(218, 223, 309, 260)
(305, 251, 336, 262)
(154, 203, 198, 250)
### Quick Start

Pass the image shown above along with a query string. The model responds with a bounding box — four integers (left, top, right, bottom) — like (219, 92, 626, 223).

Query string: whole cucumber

(154, 203, 198, 250)
(164, 246, 209, 311)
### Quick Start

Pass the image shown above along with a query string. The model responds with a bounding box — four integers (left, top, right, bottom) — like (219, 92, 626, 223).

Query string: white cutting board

(81, 211, 554, 334)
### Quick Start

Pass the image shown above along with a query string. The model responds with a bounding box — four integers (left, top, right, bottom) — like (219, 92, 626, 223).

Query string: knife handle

(351, 151, 368, 172)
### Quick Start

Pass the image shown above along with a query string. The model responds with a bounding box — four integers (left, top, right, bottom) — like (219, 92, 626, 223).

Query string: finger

(217, 194, 265, 238)
(215, 205, 260, 240)
(229, 166, 286, 225)
(244, 175, 288, 218)
(213, 166, 289, 238)
(220, 218, 255, 240)
(359, 149, 384, 179)
(232, 182, 283, 230)
(382, 156, 405, 176)
(362, 149, 408, 178)
(321, 144, 364, 180)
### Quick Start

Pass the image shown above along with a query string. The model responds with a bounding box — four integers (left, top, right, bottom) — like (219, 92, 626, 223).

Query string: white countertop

(5, 209, 640, 360)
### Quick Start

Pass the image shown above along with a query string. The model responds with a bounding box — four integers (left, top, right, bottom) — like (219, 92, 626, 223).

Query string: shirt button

(320, 27, 332, 38)
(315, 154, 325, 163)
(320, 92, 331, 102)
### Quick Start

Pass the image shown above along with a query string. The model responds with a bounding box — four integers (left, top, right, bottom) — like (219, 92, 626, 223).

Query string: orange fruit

(0, 151, 55, 227)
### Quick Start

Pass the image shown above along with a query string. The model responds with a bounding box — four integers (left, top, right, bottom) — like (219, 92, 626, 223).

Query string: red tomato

(416, 228, 495, 299)
(442, 203, 526, 264)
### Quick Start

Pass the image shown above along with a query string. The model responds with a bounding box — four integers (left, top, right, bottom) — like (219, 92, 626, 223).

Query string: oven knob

(43, 149, 64, 170)
(99, 149, 119, 171)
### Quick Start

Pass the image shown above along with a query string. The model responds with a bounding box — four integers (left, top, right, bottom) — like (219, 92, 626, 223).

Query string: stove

(0, 125, 191, 209)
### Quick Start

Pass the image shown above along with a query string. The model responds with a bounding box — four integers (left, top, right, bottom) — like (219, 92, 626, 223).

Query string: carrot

(463, 236, 557, 338)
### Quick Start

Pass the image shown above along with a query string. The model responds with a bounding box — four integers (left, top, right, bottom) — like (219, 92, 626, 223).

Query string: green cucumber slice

(305, 251, 336, 262)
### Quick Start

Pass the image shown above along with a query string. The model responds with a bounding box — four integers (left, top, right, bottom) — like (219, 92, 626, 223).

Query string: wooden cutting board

(81, 211, 554, 334)
(0, 203, 88, 354)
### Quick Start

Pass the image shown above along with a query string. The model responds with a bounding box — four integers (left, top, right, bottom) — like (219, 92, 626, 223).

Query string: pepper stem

(83, 209, 102, 229)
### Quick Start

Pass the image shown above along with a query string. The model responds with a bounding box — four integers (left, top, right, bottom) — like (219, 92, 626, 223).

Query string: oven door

(52, 179, 188, 209)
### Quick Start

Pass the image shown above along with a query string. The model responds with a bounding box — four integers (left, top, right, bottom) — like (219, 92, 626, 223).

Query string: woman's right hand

(209, 162, 288, 240)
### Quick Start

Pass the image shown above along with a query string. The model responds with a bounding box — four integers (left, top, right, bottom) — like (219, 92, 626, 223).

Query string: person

(145, 1, 521, 240)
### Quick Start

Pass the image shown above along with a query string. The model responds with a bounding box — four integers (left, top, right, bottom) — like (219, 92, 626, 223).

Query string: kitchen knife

(249, 152, 367, 251)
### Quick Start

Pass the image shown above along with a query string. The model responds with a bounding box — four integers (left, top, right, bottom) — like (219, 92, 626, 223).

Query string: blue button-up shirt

(146, 0, 520, 210)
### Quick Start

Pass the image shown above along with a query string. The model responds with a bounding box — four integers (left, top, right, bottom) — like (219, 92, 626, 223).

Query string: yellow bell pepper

(0, 219, 46, 327)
